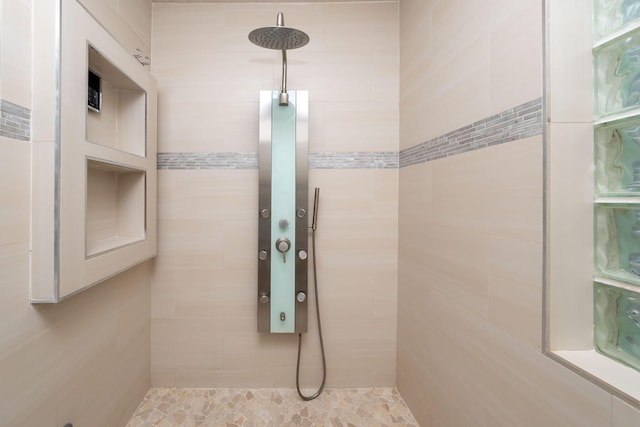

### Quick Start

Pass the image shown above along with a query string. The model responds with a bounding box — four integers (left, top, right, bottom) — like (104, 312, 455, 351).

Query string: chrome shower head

(249, 12, 309, 106)
(248, 12, 309, 50)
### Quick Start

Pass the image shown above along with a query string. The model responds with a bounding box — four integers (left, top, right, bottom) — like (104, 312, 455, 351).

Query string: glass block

(594, 0, 640, 40)
(594, 28, 640, 117)
(595, 116, 640, 195)
(595, 203, 640, 285)
(594, 281, 640, 371)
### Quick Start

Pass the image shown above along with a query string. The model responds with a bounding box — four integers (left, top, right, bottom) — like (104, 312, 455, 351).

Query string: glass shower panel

(594, 281, 640, 371)
(595, 116, 640, 195)
(270, 91, 297, 333)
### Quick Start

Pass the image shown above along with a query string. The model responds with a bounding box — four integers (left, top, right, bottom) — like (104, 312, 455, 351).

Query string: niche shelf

(31, 0, 157, 302)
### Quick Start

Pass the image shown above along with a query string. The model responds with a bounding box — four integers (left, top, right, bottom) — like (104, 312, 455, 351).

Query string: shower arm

(277, 11, 289, 105)
(280, 49, 288, 105)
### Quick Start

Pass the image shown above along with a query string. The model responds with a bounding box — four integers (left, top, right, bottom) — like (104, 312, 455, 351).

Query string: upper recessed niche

(86, 46, 147, 157)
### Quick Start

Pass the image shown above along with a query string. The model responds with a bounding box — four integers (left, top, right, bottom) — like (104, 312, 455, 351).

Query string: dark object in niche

(88, 69, 101, 112)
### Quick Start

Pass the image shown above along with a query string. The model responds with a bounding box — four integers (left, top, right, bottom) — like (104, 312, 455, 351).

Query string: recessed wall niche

(31, 0, 157, 302)
(86, 47, 147, 157)
(86, 160, 146, 257)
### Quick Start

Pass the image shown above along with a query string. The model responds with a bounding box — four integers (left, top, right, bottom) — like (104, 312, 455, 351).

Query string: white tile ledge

(553, 350, 640, 406)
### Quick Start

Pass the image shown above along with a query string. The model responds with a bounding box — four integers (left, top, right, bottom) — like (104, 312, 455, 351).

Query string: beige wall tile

(152, 167, 398, 389)
(400, 0, 544, 149)
(612, 397, 640, 427)
(489, 0, 543, 112)
(546, 0, 593, 123)
(153, 2, 399, 153)
(431, 136, 543, 242)
(0, 260, 151, 427)
(0, 138, 29, 246)
(547, 122, 594, 350)
(1, 0, 31, 107)
(487, 235, 543, 349)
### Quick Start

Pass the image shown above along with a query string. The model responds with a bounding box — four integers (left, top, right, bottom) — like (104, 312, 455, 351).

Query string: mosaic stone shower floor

(126, 387, 419, 427)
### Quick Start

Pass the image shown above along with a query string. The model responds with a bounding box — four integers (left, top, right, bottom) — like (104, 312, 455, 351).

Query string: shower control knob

(259, 292, 269, 304)
(275, 237, 291, 263)
(258, 250, 268, 261)
(296, 208, 306, 218)
(260, 209, 270, 219)
(298, 250, 308, 260)
(296, 291, 306, 303)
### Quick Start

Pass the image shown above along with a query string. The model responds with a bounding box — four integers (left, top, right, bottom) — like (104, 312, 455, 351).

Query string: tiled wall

(397, 1, 640, 426)
(0, 1, 152, 426)
(150, 2, 399, 388)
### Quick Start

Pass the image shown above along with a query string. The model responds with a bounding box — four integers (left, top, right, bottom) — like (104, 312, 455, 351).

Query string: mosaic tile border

(0, 100, 31, 142)
(157, 152, 259, 170)
(158, 151, 398, 170)
(311, 151, 398, 169)
(399, 97, 543, 168)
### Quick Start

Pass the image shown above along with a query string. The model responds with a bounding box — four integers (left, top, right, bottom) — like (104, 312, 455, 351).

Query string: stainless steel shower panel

(294, 90, 309, 333)
(257, 90, 308, 333)
(257, 93, 272, 333)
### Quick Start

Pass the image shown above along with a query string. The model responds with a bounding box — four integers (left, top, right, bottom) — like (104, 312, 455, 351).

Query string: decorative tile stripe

(0, 100, 31, 142)
(310, 151, 398, 169)
(158, 151, 398, 169)
(158, 152, 259, 169)
(399, 97, 543, 168)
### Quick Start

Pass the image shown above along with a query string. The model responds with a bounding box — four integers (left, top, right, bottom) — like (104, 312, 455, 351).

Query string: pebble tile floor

(126, 387, 419, 427)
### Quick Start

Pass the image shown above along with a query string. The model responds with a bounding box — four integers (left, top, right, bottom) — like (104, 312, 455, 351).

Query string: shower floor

(125, 387, 419, 427)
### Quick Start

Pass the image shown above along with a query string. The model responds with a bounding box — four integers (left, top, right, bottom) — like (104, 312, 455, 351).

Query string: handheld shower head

(249, 12, 309, 105)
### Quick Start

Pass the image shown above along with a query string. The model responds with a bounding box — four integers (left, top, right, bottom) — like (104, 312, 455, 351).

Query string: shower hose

(295, 226, 327, 401)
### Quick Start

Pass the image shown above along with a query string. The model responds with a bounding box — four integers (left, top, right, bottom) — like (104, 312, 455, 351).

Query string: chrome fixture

(296, 187, 327, 401)
(256, 90, 309, 334)
(248, 12, 309, 105)
(133, 48, 151, 66)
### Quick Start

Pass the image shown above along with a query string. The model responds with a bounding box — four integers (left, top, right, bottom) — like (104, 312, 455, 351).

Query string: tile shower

(3, 0, 640, 426)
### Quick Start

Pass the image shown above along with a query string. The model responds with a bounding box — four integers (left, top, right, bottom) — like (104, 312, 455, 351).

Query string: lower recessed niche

(86, 159, 146, 257)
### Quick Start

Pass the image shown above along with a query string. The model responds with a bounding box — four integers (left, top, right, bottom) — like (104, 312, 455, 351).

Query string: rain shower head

(249, 12, 309, 105)
(248, 13, 309, 50)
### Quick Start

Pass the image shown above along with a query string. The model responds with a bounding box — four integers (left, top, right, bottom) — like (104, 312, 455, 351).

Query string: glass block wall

(593, 0, 640, 369)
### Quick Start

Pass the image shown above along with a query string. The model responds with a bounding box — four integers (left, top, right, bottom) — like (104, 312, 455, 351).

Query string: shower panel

(251, 12, 325, 400)
(257, 89, 309, 333)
